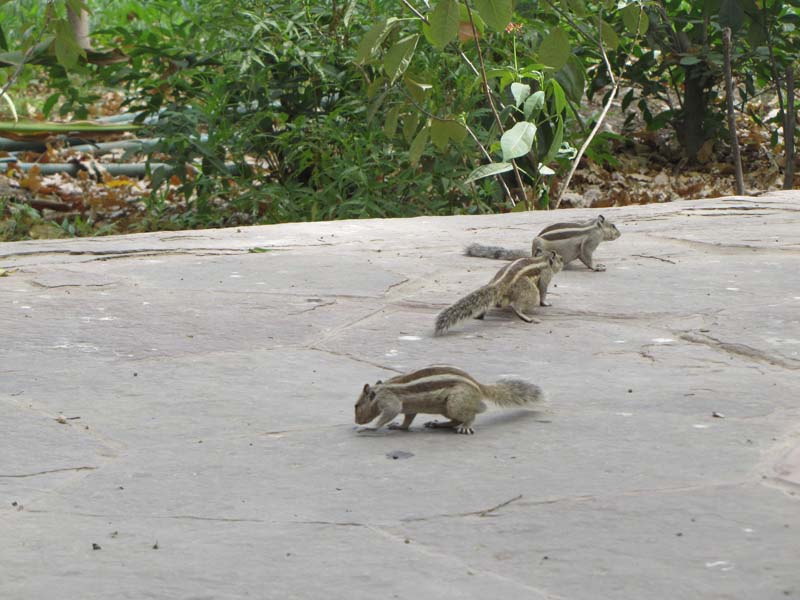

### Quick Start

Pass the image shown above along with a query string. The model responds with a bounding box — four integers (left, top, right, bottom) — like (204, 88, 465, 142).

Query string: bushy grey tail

(435, 285, 498, 335)
(465, 243, 530, 261)
(482, 379, 544, 407)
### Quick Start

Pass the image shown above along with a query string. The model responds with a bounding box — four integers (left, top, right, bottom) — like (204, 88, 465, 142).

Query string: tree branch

(783, 65, 795, 190)
(722, 28, 745, 195)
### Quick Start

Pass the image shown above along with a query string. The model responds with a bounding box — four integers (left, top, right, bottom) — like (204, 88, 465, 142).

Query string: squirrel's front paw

(455, 425, 475, 435)
(387, 423, 408, 431)
(593, 264, 607, 271)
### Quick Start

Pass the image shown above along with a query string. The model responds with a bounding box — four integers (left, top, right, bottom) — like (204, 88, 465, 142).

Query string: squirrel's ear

(597, 214, 605, 223)
(376, 379, 383, 385)
(362, 383, 371, 394)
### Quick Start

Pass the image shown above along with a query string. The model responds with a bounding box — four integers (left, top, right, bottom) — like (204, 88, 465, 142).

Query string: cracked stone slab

(2, 192, 800, 599)
(0, 397, 117, 504)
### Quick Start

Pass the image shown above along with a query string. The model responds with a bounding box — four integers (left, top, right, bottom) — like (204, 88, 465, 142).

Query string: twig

(554, 36, 619, 209)
(783, 66, 795, 190)
(722, 27, 744, 195)
(464, 0, 527, 207)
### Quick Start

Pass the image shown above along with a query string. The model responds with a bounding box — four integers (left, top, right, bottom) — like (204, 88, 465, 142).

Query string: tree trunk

(67, 7, 93, 51)
(678, 63, 711, 162)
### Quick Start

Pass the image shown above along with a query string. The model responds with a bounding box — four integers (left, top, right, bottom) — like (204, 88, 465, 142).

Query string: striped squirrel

(434, 251, 563, 335)
(465, 214, 621, 271)
(354, 366, 543, 435)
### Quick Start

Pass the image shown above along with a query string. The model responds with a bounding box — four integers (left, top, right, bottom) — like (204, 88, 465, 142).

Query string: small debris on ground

(386, 450, 414, 460)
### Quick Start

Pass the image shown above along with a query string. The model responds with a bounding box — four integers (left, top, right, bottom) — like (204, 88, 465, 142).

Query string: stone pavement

(1, 192, 799, 599)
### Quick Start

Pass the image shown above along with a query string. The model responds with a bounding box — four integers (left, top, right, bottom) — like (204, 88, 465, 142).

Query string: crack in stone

(401, 481, 749, 523)
(0, 466, 97, 478)
(24, 509, 265, 522)
(631, 254, 677, 264)
(288, 300, 337, 315)
(0, 248, 247, 260)
(682, 205, 772, 212)
(679, 332, 800, 370)
(384, 277, 411, 293)
(292, 520, 366, 527)
(308, 346, 403, 375)
(652, 235, 796, 253)
(30, 280, 114, 289)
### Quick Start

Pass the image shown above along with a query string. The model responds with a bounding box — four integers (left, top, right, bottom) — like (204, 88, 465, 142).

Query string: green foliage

(1, 0, 797, 234)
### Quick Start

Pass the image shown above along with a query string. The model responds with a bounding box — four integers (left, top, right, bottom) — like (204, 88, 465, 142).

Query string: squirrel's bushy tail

(465, 243, 530, 261)
(482, 379, 543, 407)
(435, 285, 498, 335)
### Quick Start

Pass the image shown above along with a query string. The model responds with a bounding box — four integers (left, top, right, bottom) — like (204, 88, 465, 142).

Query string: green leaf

(719, 0, 744, 32)
(384, 35, 418, 84)
(645, 109, 674, 131)
(355, 17, 399, 64)
(0, 23, 7, 51)
(747, 19, 766, 47)
(42, 93, 60, 118)
(384, 105, 401, 137)
(679, 55, 702, 66)
(598, 19, 619, 51)
(446, 119, 468, 144)
(465, 162, 514, 183)
(53, 18, 84, 70)
(66, 0, 91, 13)
(538, 28, 570, 70)
(547, 79, 567, 116)
(501, 121, 537, 161)
(621, 88, 635, 111)
(430, 118, 451, 151)
(555, 55, 585, 103)
(523, 91, 545, 119)
(430, 118, 467, 150)
(404, 75, 433, 103)
(510, 82, 531, 107)
(562, 0, 588, 18)
(621, 5, 649, 36)
(402, 112, 420, 143)
(366, 76, 385, 100)
(409, 125, 429, 166)
(473, 0, 513, 32)
(542, 118, 564, 163)
(248, 247, 271, 253)
(428, 0, 460, 49)
(539, 164, 556, 176)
